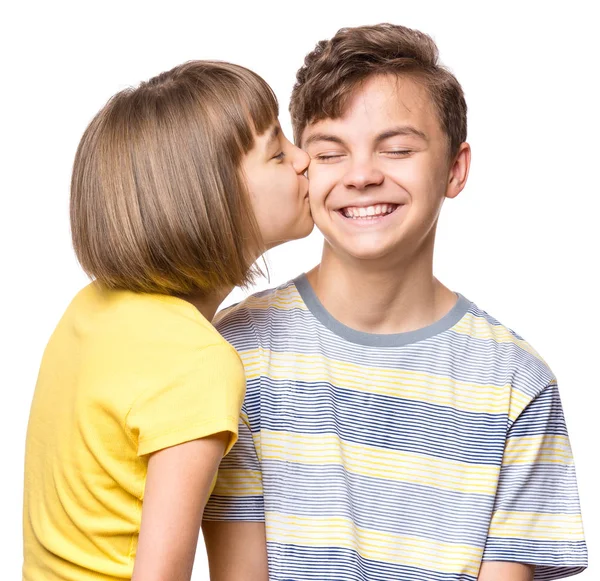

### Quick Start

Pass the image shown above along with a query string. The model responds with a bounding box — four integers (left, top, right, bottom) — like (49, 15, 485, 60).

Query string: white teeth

(341, 204, 397, 219)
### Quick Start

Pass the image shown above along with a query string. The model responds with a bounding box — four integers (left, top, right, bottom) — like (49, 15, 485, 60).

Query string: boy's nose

(343, 160, 384, 190)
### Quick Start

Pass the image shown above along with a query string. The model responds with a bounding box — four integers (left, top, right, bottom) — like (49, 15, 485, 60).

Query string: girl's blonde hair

(71, 60, 278, 294)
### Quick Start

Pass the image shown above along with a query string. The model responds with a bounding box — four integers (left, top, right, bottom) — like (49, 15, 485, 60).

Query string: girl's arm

(132, 432, 230, 581)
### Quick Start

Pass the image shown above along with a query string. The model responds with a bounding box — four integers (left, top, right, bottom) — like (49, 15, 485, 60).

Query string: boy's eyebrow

(302, 133, 346, 148)
(303, 126, 428, 148)
(375, 126, 428, 143)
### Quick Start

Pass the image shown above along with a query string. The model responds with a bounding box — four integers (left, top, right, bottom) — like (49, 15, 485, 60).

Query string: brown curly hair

(290, 23, 467, 157)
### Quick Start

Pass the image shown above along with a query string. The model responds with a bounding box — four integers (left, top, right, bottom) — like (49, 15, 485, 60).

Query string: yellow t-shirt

(23, 283, 246, 581)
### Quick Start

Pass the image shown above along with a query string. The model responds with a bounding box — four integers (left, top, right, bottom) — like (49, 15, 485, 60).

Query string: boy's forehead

(301, 74, 439, 145)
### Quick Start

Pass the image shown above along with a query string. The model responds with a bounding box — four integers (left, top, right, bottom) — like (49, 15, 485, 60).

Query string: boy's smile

(336, 202, 407, 225)
(302, 74, 469, 264)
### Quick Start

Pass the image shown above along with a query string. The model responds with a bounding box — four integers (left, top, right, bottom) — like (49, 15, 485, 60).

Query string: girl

(23, 61, 312, 581)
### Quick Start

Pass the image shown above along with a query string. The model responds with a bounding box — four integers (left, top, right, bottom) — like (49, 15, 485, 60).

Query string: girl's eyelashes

(385, 150, 412, 156)
(272, 151, 285, 161)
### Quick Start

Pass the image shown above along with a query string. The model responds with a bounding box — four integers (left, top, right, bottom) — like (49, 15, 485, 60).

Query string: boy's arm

(477, 562, 534, 580)
(202, 411, 267, 580)
(202, 304, 268, 580)
(202, 521, 268, 581)
(481, 380, 587, 577)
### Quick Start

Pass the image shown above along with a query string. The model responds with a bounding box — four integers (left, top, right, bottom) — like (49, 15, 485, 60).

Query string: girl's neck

(176, 287, 232, 322)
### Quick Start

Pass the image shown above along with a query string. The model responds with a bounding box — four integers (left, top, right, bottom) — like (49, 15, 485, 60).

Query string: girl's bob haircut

(70, 60, 278, 295)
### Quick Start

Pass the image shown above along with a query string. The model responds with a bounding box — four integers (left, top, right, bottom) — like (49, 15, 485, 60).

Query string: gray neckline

(293, 273, 471, 348)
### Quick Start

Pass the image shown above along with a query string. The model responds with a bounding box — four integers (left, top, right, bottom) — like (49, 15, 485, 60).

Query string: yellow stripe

(214, 287, 307, 325)
(453, 313, 548, 365)
(243, 288, 308, 311)
(489, 510, 585, 541)
(213, 468, 263, 497)
(260, 430, 500, 495)
(503, 434, 574, 466)
(239, 350, 524, 417)
(266, 512, 482, 576)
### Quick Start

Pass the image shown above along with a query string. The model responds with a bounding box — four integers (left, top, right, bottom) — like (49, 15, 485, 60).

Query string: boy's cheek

(308, 193, 330, 217)
(307, 173, 338, 205)
(306, 163, 319, 181)
(307, 160, 335, 179)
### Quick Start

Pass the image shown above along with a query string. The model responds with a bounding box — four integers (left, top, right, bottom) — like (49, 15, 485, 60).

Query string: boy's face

(301, 74, 469, 263)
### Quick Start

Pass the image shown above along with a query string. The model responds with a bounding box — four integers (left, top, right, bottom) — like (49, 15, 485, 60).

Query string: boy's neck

(306, 242, 457, 335)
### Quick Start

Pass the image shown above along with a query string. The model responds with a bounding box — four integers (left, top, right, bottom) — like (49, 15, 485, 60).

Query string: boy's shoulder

(214, 276, 306, 344)
(462, 297, 545, 357)
(459, 296, 556, 398)
(215, 281, 556, 397)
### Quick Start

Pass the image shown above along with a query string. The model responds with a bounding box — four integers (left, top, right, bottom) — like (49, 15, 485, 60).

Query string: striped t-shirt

(205, 275, 587, 580)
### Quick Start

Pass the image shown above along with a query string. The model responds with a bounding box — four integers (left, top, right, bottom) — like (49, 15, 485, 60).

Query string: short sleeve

(204, 304, 265, 522)
(203, 406, 265, 521)
(126, 344, 246, 456)
(482, 382, 587, 579)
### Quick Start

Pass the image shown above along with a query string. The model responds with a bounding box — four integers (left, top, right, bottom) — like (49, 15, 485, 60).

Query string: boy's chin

(329, 237, 403, 262)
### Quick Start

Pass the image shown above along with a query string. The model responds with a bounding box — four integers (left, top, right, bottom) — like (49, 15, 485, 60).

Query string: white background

(2, 1, 597, 578)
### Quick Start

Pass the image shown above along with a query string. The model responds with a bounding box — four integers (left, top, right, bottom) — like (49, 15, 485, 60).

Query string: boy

(203, 24, 587, 581)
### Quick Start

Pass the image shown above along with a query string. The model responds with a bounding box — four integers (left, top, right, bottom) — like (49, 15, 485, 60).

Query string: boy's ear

(446, 142, 471, 199)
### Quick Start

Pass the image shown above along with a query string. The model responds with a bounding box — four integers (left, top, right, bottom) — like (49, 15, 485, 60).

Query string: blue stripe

(494, 464, 583, 513)
(257, 379, 508, 464)
(267, 543, 478, 581)
(483, 538, 587, 579)
(203, 495, 264, 521)
(262, 462, 494, 545)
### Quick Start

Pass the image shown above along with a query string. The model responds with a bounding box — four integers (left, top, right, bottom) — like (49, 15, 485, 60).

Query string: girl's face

(242, 123, 313, 250)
